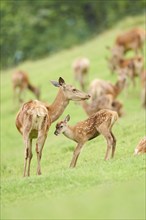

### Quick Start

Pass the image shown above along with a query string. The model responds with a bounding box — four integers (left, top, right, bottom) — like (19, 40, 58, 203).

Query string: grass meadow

(1, 15, 146, 219)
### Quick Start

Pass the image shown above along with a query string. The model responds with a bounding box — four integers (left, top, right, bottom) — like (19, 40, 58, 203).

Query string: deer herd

(12, 27, 146, 177)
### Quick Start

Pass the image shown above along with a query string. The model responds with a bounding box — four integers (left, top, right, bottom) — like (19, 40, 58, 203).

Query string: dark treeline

(0, 0, 144, 69)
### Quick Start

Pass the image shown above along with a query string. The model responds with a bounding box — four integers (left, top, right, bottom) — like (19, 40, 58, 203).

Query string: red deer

(54, 110, 118, 168)
(88, 75, 126, 101)
(106, 45, 124, 74)
(12, 70, 40, 104)
(80, 94, 123, 117)
(15, 77, 90, 177)
(106, 28, 145, 73)
(134, 137, 146, 155)
(119, 56, 143, 83)
(72, 57, 90, 91)
(115, 28, 146, 55)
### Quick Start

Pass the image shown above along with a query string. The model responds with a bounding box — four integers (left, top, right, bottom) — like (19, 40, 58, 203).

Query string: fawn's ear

(64, 114, 70, 122)
(59, 77, 65, 86)
(50, 80, 60, 87)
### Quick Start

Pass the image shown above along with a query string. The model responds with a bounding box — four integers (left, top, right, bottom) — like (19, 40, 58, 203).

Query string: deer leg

(111, 132, 116, 158)
(97, 126, 114, 161)
(36, 134, 47, 175)
(23, 138, 31, 177)
(27, 139, 33, 176)
(23, 147, 28, 177)
(104, 132, 114, 160)
(70, 143, 83, 168)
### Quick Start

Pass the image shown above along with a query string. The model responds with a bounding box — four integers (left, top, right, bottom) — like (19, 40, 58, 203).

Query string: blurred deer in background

(72, 57, 90, 91)
(115, 28, 146, 55)
(106, 45, 124, 74)
(15, 77, 90, 177)
(12, 70, 40, 104)
(54, 110, 118, 168)
(140, 70, 146, 108)
(134, 137, 146, 155)
(106, 28, 145, 74)
(88, 74, 126, 101)
(116, 56, 144, 87)
(80, 94, 123, 117)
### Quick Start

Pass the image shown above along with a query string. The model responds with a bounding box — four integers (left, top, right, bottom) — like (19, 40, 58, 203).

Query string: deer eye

(72, 88, 77, 92)
(60, 125, 63, 128)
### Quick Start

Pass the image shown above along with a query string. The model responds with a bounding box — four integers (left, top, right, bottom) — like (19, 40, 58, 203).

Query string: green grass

(1, 15, 146, 220)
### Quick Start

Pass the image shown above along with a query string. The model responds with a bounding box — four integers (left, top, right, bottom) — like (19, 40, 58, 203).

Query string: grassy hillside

(1, 15, 145, 220)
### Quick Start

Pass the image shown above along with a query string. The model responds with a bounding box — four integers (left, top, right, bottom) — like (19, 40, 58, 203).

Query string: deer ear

(59, 77, 65, 86)
(50, 80, 60, 87)
(64, 114, 70, 122)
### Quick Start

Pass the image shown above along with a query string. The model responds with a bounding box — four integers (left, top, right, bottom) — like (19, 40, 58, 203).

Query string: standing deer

(54, 109, 118, 168)
(80, 94, 123, 117)
(15, 77, 90, 177)
(12, 70, 40, 104)
(72, 57, 90, 91)
(115, 28, 146, 55)
(134, 137, 146, 155)
(106, 28, 145, 74)
(106, 45, 124, 74)
(115, 56, 144, 86)
(88, 75, 126, 101)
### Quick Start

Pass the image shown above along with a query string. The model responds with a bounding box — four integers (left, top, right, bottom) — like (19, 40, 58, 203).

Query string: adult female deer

(12, 70, 40, 104)
(54, 109, 118, 168)
(16, 77, 90, 176)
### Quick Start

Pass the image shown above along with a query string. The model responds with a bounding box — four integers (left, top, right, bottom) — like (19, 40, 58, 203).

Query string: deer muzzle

(54, 130, 59, 136)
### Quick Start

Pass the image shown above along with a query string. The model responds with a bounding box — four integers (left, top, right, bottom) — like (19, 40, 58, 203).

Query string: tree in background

(0, 0, 144, 69)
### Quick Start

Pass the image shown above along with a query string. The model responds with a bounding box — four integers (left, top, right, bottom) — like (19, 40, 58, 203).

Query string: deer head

(51, 77, 90, 101)
(54, 114, 70, 136)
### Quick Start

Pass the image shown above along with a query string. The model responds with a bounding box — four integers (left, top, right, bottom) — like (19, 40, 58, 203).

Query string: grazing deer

(15, 77, 90, 177)
(116, 56, 144, 86)
(106, 45, 124, 74)
(115, 28, 146, 55)
(134, 137, 146, 155)
(80, 94, 123, 117)
(88, 75, 126, 101)
(54, 109, 118, 168)
(106, 28, 145, 73)
(72, 57, 90, 91)
(140, 70, 146, 108)
(12, 70, 40, 104)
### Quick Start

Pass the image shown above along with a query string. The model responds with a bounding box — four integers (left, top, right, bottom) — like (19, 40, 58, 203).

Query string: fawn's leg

(111, 131, 116, 158)
(70, 143, 83, 168)
(97, 126, 114, 161)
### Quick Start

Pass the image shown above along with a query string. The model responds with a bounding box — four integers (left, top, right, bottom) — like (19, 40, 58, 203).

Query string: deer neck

(49, 88, 69, 123)
(63, 125, 75, 141)
(28, 83, 36, 94)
